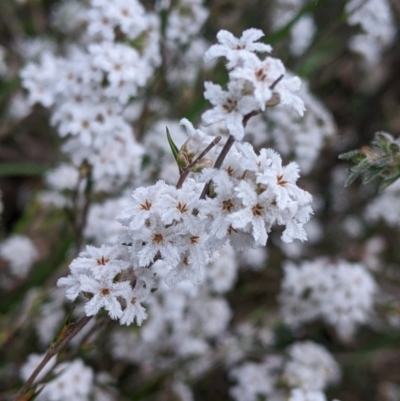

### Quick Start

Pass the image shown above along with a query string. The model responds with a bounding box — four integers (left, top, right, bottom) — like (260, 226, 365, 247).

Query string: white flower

(179, 118, 215, 154)
(165, 228, 208, 286)
(229, 180, 275, 246)
(69, 245, 130, 280)
(229, 358, 281, 401)
(257, 149, 304, 209)
(199, 170, 242, 239)
(205, 243, 238, 293)
(0, 235, 38, 277)
(290, 16, 317, 56)
(289, 389, 328, 401)
(84, 195, 131, 245)
(20, 52, 58, 107)
(231, 54, 304, 115)
(50, 359, 94, 401)
(135, 215, 183, 268)
(279, 259, 377, 340)
(107, 0, 147, 39)
(165, 250, 203, 286)
(282, 341, 340, 391)
(119, 284, 149, 326)
(202, 81, 258, 140)
(57, 274, 82, 301)
(158, 180, 201, 233)
(46, 164, 80, 191)
(80, 275, 131, 320)
(85, 8, 116, 41)
(116, 181, 169, 231)
(21, 357, 94, 401)
(346, 0, 396, 66)
(165, 0, 209, 45)
(204, 28, 272, 69)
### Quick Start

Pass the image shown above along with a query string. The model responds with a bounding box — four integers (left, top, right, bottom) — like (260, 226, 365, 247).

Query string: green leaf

(381, 168, 400, 182)
(0, 162, 50, 177)
(344, 172, 360, 187)
(338, 150, 362, 161)
(51, 307, 75, 347)
(361, 168, 382, 184)
(349, 159, 370, 174)
(166, 127, 180, 164)
(30, 385, 45, 400)
(372, 156, 391, 168)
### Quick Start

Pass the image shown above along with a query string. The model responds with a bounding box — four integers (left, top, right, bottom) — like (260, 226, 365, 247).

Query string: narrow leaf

(338, 150, 361, 160)
(344, 172, 360, 187)
(51, 307, 75, 347)
(0, 162, 50, 177)
(373, 157, 391, 168)
(166, 127, 180, 164)
(361, 168, 382, 184)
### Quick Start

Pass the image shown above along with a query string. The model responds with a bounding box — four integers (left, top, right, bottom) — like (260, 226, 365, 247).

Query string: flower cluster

(20, 0, 158, 192)
(346, 0, 396, 66)
(271, 0, 317, 57)
(229, 341, 340, 401)
(279, 258, 377, 340)
(251, 79, 336, 174)
(21, 356, 94, 401)
(6, 0, 400, 399)
(202, 29, 305, 140)
(282, 341, 340, 391)
(111, 256, 233, 373)
(58, 245, 154, 325)
(0, 235, 38, 279)
(114, 127, 312, 284)
(54, 21, 313, 325)
(366, 179, 400, 227)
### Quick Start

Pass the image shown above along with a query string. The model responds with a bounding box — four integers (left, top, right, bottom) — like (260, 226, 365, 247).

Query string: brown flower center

(140, 200, 152, 210)
(101, 288, 110, 296)
(277, 174, 288, 186)
(255, 68, 267, 81)
(222, 199, 235, 213)
(252, 203, 264, 217)
(177, 202, 188, 214)
(190, 235, 199, 244)
(152, 233, 163, 244)
(96, 256, 109, 266)
(222, 98, 238, 112)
